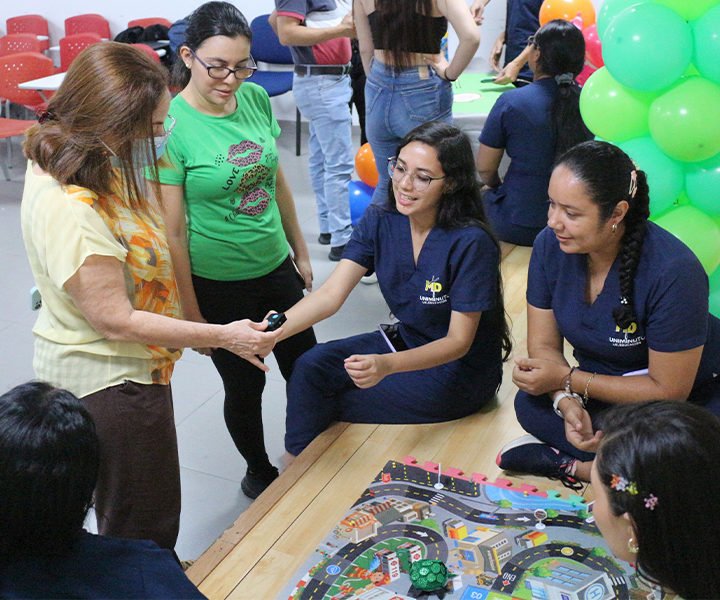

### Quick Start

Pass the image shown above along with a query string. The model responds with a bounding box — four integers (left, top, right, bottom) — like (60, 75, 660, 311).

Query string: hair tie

(37, 110, 56, 124)
(555, 73, 574, 85)
(629, 170, 638, 198)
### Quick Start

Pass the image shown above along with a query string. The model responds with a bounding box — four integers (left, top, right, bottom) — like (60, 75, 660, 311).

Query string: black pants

(192, 256, 317, 475)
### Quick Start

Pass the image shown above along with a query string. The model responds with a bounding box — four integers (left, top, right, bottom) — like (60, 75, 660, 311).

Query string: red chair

(59, 33, 103, 73)
(0, 52, 54, 180)
(0, 34, 44, 57)
(65, 14, 110, 39)
(132, 43, 161, 63)
(128, 18, 173, 29)
(7, 15, 50, 52)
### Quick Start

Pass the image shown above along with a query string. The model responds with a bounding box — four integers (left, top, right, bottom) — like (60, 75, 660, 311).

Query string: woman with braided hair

(498, 141, 720, 487)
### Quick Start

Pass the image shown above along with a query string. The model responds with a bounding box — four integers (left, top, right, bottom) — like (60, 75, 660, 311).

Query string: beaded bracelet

(564, 366, 576, 395)
(583, 372, 597, 404)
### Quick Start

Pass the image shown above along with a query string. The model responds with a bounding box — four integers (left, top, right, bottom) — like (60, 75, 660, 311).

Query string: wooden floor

(186, 243, 594, 599)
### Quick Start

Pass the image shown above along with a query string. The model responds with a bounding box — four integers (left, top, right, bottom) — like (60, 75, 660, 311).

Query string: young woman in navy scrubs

(277, 121, 512, 459)
(501, 141, 720, 486)
(476, 19, 592, 246)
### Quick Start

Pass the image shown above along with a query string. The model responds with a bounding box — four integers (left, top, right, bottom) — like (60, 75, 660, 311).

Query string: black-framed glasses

(388, 158, 445, 191)
(189, 48, 257, 80)
(527, 35, 540, 49)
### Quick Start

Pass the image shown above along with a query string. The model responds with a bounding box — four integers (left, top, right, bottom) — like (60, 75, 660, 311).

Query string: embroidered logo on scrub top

(609, 322, 645, 347)
(222, 141, 271, 220)
(420, 276, 448, 305)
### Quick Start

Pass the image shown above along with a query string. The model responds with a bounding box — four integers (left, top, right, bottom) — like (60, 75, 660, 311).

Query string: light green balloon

(654, 0, 720, 21)
(693, 3, 720, 87)
(618, 137, 684, 215)
(603, 4, 692, 92)
(596, 0, 646, 39)
(654, 205, 720, 274)
(649, 76, 720, 162)
(709, 262, 720, 317)
(580, 68, 654, 142)
(686, 152, 720, 217)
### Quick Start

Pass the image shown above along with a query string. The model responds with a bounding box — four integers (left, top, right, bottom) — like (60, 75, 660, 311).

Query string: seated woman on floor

(476, 18, 592, 246)
(591, 401, 720, 599)
(275, 121, 512, 461)
(0, 381, 206, 600)
(499, 141, 720, 487)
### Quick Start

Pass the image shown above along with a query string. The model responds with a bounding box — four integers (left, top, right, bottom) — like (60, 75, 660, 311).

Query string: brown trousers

(82, 381, 181, 551)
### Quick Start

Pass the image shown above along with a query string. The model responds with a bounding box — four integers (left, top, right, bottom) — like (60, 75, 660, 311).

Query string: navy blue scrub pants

(285, 331, 495, 455)
(515, 380, 720, 463)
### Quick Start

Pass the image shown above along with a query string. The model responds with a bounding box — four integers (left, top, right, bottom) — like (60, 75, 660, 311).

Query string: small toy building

(336, 510, 379, 544)
(456, 527, 512, 574)
(524, 562, 615, 600)
(411, 501, 431, 520)
(376, 549, 401, 581)
(443, 518, 468, 540)
(517, 530, 549, 548)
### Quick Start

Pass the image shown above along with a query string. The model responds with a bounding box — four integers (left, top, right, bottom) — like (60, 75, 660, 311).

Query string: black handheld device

(265, 312, 287, 331)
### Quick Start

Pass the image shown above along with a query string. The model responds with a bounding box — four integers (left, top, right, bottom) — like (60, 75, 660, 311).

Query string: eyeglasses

(189, 48, 257, 80)
(527, 35, 540, 49)
(388, 158, 445, 191)
(155, 115, 176, 148)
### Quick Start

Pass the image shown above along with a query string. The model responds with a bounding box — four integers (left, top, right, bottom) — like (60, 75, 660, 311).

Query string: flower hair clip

(628, 170, 638, 199)
(610, 474, 658, 510)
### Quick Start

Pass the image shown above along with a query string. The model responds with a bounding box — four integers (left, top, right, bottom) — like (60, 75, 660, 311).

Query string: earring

(612, 222, 618, 234)
(185, 63, 191, 69)
(628, 537, 639, 554)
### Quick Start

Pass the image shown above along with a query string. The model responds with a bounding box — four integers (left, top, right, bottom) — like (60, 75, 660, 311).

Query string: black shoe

(240, 466, 279, 500)
(497, 435, 583, 490)
(328, 245, 346, 261)
(318, 233, 331, 245)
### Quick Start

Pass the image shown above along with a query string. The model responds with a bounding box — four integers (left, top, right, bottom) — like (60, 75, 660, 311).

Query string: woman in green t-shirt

(156, 1, 316, 499)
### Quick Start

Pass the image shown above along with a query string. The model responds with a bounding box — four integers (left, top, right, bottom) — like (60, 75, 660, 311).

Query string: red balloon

(355, 143, 378, 188)
(583, 23, 604, 68)
(576, 62, 597, 86)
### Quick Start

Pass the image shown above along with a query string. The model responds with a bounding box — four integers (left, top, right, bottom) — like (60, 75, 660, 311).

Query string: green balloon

(649, 76, 720, 162)
(596, 0, 646, 39)
(686, 152, 720, 217)
(618, 137, 684, 215)
(603, 4, 692, 92)
(693, 4, 720, 87)
(580, 68, 654, 142)
(654, 0, 720, 21)
(654, 205, 720, 274)
(709, 264, 720, 317)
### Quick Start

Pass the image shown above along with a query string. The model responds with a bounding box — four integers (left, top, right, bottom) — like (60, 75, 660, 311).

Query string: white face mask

(106, 115, 176, 169)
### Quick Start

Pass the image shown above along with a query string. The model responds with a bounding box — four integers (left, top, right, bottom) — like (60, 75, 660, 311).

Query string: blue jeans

(285, 332, 493, 455)
(365, 60, 453, 205)
(293, 73, 353, 247)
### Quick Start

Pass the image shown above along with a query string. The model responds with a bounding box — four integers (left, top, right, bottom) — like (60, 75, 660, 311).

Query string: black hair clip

(37, 110, 56, 124)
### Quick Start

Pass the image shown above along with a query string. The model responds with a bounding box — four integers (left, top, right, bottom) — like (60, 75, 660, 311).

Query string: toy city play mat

(277, 458, 673, 600)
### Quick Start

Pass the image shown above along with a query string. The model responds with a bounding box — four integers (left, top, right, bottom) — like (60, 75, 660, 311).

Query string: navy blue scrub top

(527, 224, 720, 384)
(344, 204, 504, 396)
(506, 0, 543, 82)
(480, 78, 562, 230)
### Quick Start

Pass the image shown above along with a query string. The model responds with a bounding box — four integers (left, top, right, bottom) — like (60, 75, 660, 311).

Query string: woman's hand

(294, 255, 313, 292)
(493, 62, 520, 85)
(489, 34, 505, 72)
(344, 353, 391, 388)
(222, 319, 283, 371)
(562, 400, 602, 454)
(423, 55, 452, 81)
(512, 357, 569, 396)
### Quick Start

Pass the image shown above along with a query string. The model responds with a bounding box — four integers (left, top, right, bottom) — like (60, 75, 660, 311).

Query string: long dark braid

(556, 141, 651, 329)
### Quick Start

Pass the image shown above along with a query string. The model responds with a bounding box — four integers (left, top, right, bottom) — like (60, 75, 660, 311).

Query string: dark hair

(23, 43, 169, 214)
(172, 1, 252, 89)
(0, 382, 99, 561)
(389, 121, 512, 360)
(375, 0, 434, 70)
(555, 141, 650, 329)
(533, 19, 591, 158)
(596, 402, 720, 598)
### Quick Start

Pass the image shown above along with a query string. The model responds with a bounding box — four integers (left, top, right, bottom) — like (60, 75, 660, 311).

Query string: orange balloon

(355, 143, 378, 188)
(539, 0, 596, 28)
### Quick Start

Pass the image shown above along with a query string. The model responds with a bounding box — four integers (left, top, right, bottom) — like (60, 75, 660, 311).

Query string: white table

(18, 72, 66, 101)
